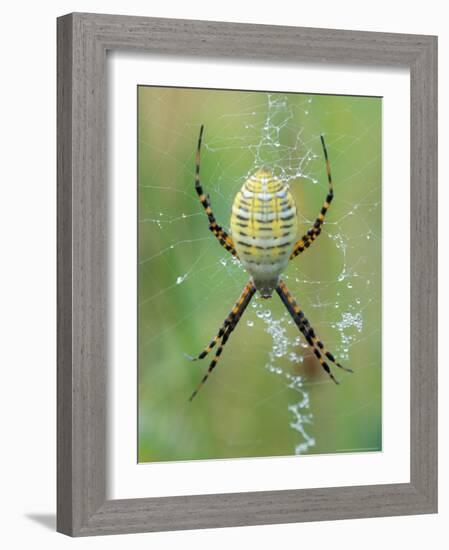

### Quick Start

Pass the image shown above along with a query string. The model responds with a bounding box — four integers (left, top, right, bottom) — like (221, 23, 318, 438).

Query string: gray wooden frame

(57, 12, 438, 537)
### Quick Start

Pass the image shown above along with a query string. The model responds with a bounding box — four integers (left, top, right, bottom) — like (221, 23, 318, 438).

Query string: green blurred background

(138, 86, 381, 462)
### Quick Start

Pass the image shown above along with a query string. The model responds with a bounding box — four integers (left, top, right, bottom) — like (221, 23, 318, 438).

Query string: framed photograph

(57, 13, 437, 536)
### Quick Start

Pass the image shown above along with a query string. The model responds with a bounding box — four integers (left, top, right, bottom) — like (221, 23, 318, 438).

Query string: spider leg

(185, 280, 255, 361)
(303, 324, 353, 373)
(290, 134, 334, 260)
(188, 280, 256, 401)
(276, 279, 353, 383)
(184, 322, 229, 362)
(188, 327, 232, 402)
(195, 125, 238, 257)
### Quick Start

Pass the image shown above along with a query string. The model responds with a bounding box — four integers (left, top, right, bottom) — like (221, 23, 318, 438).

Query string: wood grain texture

(57, 13, 74, 536)
(57, 12, 438, 536)
(409, 35, 438, 509)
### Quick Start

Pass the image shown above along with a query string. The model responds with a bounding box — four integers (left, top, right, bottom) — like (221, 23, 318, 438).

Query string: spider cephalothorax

(187, 125, 352, 400)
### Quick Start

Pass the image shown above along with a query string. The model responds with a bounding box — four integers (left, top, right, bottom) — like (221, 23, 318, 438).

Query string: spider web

(138, 88, 381, 459)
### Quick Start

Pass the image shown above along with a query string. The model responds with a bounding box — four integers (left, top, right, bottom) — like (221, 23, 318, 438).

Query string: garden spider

(187, 125, 353, 401)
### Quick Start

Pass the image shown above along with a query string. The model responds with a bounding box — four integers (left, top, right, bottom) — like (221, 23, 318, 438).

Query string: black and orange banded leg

(184, 322, 229, 362)
(186, 280, 255, 362)
(188, 280, 256, 401)
(195, 125, 238, 257)
(290, 134, 334, 260)
(276, 279, 353, 384)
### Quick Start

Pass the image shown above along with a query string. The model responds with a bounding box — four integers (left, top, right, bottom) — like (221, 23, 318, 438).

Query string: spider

(187, 125, 353, 401)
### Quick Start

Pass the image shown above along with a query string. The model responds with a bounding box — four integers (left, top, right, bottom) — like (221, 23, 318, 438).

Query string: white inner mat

(108, 52, 410, 499)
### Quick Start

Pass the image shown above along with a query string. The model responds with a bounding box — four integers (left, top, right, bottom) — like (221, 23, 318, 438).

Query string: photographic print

(138, 86, 381, 463)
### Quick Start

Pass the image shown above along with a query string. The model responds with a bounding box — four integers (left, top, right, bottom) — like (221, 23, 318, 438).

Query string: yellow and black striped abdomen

(230, 168, 298, 297)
